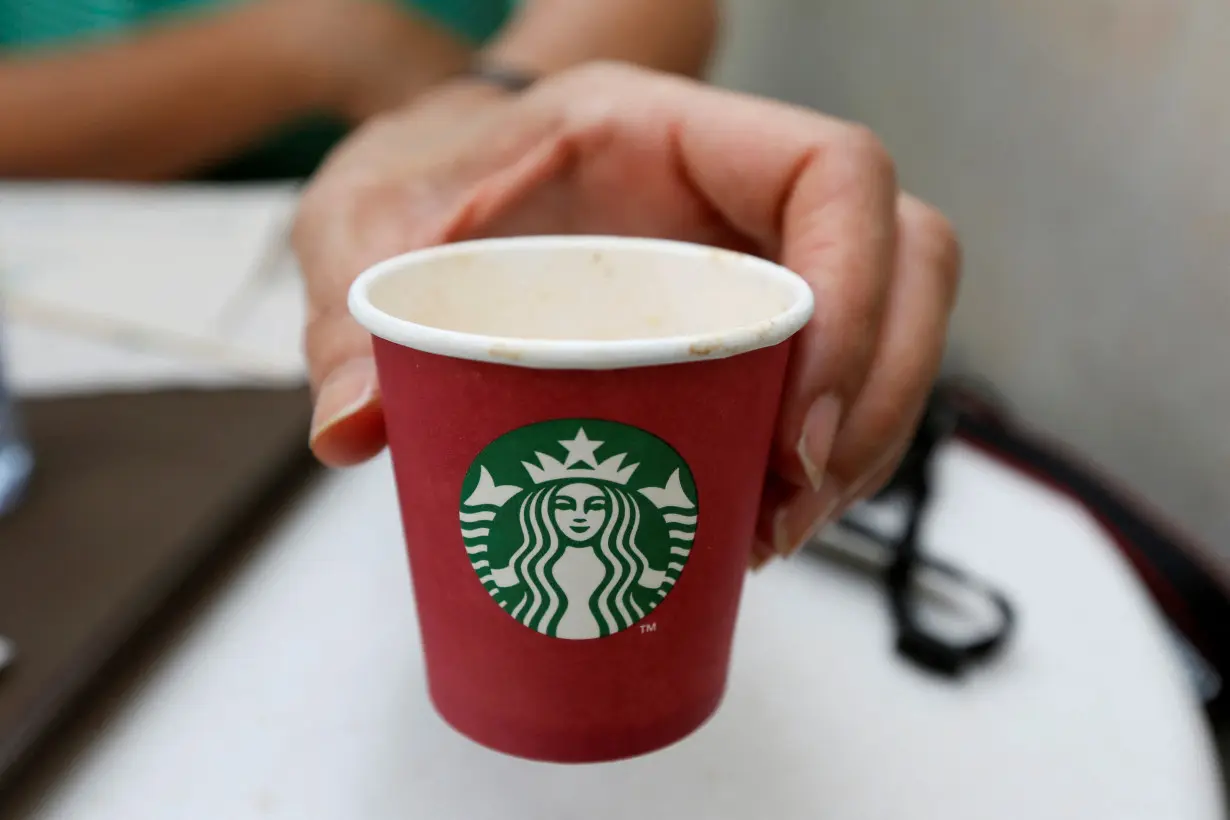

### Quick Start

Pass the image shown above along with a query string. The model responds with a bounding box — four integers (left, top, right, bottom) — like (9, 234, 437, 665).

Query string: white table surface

(2, 185, 1225, 820)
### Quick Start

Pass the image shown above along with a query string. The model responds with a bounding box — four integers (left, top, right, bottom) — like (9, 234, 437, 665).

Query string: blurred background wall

(711, 0, 1229, 555)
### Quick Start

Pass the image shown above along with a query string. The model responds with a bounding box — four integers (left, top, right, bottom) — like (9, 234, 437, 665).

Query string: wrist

(414, 62, 540, 112)
(464, 62, 540, 93)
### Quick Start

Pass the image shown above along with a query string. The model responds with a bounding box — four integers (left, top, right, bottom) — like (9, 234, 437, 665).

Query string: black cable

(809, 391, 1016, 679)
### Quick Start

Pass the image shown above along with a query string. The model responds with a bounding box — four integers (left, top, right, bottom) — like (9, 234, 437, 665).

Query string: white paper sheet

(0, 182, 296, 339)
(0, 183, 307, 395)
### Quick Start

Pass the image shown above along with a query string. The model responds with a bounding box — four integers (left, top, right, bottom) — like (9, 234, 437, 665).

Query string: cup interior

(349, 237, 813, 370)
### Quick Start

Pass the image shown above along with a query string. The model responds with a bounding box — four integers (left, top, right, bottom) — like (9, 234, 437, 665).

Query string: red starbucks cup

(349, 236, 813, 763)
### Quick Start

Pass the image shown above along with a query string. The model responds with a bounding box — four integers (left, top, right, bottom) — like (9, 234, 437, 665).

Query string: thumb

(295, 98, 567, 466)
(309, 355, 386, 467)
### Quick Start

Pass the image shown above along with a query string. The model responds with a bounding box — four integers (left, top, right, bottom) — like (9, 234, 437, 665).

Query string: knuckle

(904, 199, 962, 297)
(914, 204, 960, 262)
(836, 123, 896, 184)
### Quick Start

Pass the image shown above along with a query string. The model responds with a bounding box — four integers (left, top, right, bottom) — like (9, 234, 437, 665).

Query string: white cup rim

(348, 236, 814, 371)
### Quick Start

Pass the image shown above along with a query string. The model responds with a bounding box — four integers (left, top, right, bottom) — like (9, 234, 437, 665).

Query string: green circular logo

(459, 419, 698, 640)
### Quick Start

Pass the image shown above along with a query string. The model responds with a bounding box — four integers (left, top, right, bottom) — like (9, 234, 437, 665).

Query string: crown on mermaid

(522, 428, 638, 486)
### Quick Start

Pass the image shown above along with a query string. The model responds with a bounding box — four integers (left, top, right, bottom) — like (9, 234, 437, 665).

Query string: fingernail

(797, 394, 842, 492)
(749, 541, 775, 571)
(772, 479, 844, 557)
(310, 357, 379, 446)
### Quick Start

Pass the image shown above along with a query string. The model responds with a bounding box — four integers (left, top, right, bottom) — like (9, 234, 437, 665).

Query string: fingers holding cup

(825, 194, 960, 499)
(761, 193, 961, 560)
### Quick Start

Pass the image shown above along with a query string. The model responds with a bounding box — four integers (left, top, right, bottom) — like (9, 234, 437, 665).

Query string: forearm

(484, 0, 719, 79)
(0, 4, 325, 180)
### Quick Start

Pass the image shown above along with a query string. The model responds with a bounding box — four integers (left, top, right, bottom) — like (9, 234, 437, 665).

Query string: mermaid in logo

(460, 427, 697, 639)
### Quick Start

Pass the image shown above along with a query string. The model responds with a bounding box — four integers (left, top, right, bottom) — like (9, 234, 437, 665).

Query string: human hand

(274, 0, 474, 122)
(293, 63, 960, 568)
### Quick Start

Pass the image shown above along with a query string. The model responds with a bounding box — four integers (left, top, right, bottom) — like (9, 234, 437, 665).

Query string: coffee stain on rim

(687, 340, 727, 357)
(488, 344, 524, 362)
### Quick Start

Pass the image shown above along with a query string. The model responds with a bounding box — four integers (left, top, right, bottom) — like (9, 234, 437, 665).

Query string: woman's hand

(293, 62, 960, 567)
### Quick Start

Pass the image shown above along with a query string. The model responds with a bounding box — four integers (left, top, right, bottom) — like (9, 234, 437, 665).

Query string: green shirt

(0, 0, 513, 179)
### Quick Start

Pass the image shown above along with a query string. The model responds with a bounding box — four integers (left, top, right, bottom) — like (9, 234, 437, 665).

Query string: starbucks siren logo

(459, 419, 698, 639)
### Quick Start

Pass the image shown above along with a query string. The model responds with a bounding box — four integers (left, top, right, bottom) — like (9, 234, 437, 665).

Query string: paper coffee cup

(350, 236, 813, 762)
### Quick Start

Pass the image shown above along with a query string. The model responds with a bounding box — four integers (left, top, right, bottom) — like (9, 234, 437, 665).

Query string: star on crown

(522, 428, 639, 486)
